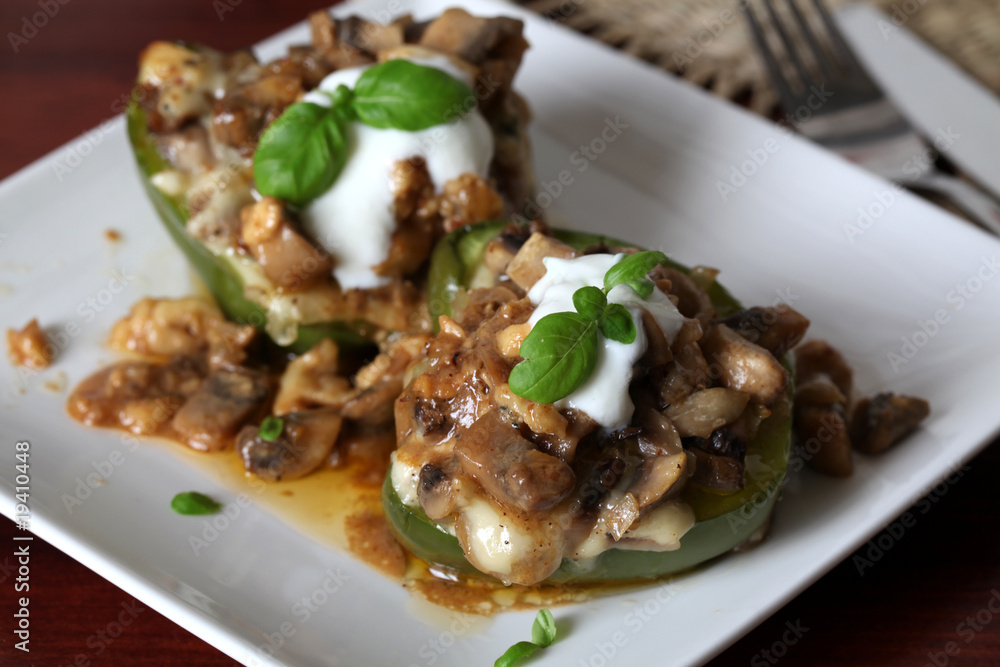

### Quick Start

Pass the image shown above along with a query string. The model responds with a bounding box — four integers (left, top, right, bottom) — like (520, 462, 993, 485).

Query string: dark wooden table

(1, 1, 998, 665)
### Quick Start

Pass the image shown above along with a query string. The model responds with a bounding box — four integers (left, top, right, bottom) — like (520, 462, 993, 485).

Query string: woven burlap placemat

(519, 0, 1000, 116)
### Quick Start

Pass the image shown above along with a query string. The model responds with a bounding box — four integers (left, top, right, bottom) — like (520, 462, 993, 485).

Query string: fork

(742, 0, 1000, 235)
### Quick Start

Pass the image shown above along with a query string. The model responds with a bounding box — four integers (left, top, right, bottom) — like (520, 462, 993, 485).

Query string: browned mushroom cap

(172, 368, 273, 452)
(237, 409, 344, 482)
(454, 409, 575, 513)
(700, 324, 789, 405)
(721, 306, 811, 358)
(851, 393, 930, 455)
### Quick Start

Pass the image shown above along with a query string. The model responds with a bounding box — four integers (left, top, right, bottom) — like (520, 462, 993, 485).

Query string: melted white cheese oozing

(526, 253, 685, 429)
(300, 57, 494, 290)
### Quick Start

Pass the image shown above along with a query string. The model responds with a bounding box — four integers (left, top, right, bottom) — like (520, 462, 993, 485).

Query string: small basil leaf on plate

(599, 303, 636, 344)
(253, 102, 348, 206)
(353, 60, 474, 131)
(171, 492, 222, 516)
(258, 416, 284, 442)
(494, 641, 540, 667)
(509, 312, 598, 404)
(572, 285, 607, 321)
(531, 609, 557, 647)
(603, 250, 668, 295)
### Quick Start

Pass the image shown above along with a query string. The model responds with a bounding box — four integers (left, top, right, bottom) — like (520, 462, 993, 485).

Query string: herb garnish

(509, 251, 668, 404)
(254, 61, 474, 205)
(258, 416, 285, 442)
(171, 491, 222, 516)
(494, 609, 558, 667)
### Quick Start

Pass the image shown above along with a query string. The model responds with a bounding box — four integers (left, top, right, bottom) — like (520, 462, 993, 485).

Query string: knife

(836, 4, 1000, 202)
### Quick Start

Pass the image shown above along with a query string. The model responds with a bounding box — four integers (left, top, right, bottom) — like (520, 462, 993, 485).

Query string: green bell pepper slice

(384, 222, 792, 583)
(126, 98, 375, 354)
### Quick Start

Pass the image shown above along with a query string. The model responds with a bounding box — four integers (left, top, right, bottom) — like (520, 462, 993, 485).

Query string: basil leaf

(599, 303, 636, 344)
(494, 641, 540, 667)
(253, 102, 347, 206)
(624, 277, 655, 298)
(603, 251, 668, 295)
(171, 492, 222, 516)
(353, 60, 474, 131)
(509, 312, 598, 404)
(494, 610, 558, 667)
(258, 416, 284, 442)
(531, 609, 557, 647)
(572, 286, 606, 321)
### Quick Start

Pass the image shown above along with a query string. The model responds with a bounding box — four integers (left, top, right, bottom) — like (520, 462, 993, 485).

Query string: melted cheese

(300, 57, 494, 290)
(526, 254, 685, 428)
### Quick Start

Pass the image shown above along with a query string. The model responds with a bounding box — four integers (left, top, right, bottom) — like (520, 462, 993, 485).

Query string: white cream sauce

(527, 254, 685, 429)
(300, 57, 494, 290)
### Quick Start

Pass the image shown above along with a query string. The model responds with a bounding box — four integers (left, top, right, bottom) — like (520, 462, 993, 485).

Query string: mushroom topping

(237, 409, 344, 481)
(851, 393, 930, 455)
(454, 409, 575, 513)
(240, 197, 333, 291)
(664, 387, 750, 438)
(700, 324, 789, 405)
(684, 421, 749, 491)
(793, 340, 854, 477)
(171, 368, 273, 452)
(417, 462, 461, 520)
(721, 306, 811, 358)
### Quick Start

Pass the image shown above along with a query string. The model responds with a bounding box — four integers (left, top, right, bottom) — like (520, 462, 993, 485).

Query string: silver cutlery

(742, 0, 1000, 235)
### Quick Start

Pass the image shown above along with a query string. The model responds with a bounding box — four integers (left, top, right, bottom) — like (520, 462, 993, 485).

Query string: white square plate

(3, 1, 1000, 665)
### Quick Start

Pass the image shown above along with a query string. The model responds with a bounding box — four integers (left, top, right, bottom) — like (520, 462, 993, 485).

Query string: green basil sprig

(494, 609, 558, 667)
(253, 61, 474, 206)
(509, 251, 668, 404)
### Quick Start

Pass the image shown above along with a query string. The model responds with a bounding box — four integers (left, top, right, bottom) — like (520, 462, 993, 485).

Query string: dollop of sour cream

(300, 56, 494, 290)
(526, 254, 685, 429)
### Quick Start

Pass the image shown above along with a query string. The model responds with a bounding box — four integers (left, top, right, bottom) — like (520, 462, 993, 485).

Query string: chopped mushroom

(7, 319, 52, 369)
(793, 340, 854, 477)
(238, 408, 344, 481)
(505, 232, 576, 290)
(108, 297, 257, 369)
(851, 393, 930, 455)
(700, 324, 788, 405)
(171, 367, 273, 452)
(454, 409, 575, 513)
(721, 306, 811, 358)
(664, 387, 750, 438)
(684, 420, 749, 491)
(240, 197, 333, 291)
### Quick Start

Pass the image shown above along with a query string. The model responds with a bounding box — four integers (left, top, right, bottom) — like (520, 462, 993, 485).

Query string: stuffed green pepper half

(128, 8, 535, 352)
(384, 221, 811, 585)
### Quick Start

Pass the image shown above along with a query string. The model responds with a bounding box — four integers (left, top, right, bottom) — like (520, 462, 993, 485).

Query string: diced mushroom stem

(240, 197, 333, 291)
(851, 393, 930, 455)
(505, 232, 577, 290)
(454, 409, 575, 513)
(627, 452, 688, 512)
(721, 306, 811, 358)
(238, 409, 343, 481)
(794, 339, 853, 398)
(700, 324, 789, 405)
(172, 368, 273, 452)
(795, 405, 853, 477)
(664, 387, 750, 438)
(683, 420, 749, 491)
(418, 462, 461, 520)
